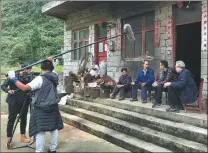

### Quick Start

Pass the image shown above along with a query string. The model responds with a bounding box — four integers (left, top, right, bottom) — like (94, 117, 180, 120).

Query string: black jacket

(171, 68, 198, 104)
(158, 68, 178, 85)
(1, 78, 28, 105)
(29, 72, 63, 137)
(117, 75, 132, 86)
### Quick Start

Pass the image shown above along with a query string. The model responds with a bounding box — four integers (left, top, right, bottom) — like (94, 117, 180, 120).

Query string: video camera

(16, 72, 40, 84)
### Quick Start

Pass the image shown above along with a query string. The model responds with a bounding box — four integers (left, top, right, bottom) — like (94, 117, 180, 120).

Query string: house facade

(42, 1, 207, 107)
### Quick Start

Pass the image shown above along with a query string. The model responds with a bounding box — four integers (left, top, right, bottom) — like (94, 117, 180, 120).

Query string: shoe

(20, 134, 31, 143)
(119, 97, 125, 101)
(48, 149, 56, 153)
(166, 105, 175, 112)
(6, 137, 13, 149)
(168, 108, 180, 113)
(110, 95, 115, 99)
(142, 100, 147, 103)
(152, 102, 161, 108)
(130, 98, 138, 102)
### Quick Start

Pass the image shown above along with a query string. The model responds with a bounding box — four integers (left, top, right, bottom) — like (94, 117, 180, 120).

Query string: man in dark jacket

(130, 60, 154, 103)
(110, 68, 132, 100)
(1, 65, 32, 148)
(164, 61, 198, 112)
(152, 60, 178, 108)
(7, 58, 63, 153)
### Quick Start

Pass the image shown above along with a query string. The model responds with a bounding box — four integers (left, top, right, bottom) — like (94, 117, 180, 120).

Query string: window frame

(122, 13, 155, 60)
(72, 28, 89, 61)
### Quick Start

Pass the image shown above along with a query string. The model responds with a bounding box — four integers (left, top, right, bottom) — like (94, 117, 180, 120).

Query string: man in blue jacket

(130, 60, 154, 103)
(164, 61, 198, 112)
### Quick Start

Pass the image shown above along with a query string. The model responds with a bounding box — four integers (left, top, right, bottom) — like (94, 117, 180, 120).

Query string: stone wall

(106, 2, 175, 81)
(201, 0, 208, 106)
(61, 1, 208, 106)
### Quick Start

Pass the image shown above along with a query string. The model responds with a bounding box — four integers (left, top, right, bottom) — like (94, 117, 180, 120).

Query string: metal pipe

(16, 32, 126, 72)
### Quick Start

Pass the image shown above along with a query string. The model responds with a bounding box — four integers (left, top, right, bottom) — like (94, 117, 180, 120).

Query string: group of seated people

(110, 60, 198, 113)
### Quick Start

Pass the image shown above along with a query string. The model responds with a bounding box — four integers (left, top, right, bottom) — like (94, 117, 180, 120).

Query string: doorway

(95, 24, 107, 65)
(176, 22, 201, 88)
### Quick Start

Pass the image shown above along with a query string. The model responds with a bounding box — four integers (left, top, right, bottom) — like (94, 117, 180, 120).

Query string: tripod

(7, 92, 35, 150)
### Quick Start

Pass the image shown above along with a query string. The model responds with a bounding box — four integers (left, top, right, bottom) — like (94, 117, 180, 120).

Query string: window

(72, 28, 89, 60)
(123, 13, 155, 59)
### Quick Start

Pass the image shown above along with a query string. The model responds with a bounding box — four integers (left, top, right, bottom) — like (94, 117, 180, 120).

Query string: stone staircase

(59, 98, 207, 152)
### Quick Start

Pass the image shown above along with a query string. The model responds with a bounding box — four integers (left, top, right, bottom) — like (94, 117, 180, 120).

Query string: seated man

(130, 60, 154, 103)
(152, 60, 178, 108)
(111, 68, 132, 100)
(164, 61, 198, 112)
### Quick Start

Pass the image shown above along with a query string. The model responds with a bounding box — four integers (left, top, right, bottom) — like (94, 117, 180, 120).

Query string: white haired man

(164, 61, 198, 112)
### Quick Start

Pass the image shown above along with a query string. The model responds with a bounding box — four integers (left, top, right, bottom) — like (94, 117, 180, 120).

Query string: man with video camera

(1, 64, 32, 148)
(7, 58, 64, 153)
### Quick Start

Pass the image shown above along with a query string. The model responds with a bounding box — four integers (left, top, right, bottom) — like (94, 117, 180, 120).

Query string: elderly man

(164, 61, 198, 112)
(152, 60, 178, 108)
(130, 60, 154, 103)
(110, 68, 132, 100)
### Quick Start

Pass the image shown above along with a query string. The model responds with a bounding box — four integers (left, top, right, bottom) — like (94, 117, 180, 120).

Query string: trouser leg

(7, 103, 19, 137)
(20, 102, 29, 135)
(50, 129, 58, 152)
(119, 85, 130, 97)
(36, 132, 45, 152)
(155, 85, 163, 104)
(132, 83, 141, 99)
(141, 86, 149, 101)
(167, 87, 181, 108)
(112, 86, 120, 97)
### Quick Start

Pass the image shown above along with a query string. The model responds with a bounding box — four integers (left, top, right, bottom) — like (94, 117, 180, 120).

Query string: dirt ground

(1, 92, 128, 152)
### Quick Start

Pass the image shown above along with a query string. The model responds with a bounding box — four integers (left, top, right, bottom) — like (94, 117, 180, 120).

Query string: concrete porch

(59, 96, 207, 152)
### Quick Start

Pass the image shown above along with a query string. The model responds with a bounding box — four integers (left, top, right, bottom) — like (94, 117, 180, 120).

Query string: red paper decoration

(166, 19, 173, 40)
(154, 21, 160, 47)
(117, 28, 121, 50)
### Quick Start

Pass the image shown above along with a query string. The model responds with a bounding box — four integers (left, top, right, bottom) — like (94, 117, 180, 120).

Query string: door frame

(95, 24, 107, 65)
(172, 3, 202, 67)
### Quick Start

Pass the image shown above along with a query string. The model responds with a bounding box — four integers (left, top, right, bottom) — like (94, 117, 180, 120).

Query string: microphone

(8, 23, 136, 75)
(123, 24, 136, 43)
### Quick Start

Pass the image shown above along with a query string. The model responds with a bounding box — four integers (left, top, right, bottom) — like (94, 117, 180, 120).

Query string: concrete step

(90, 98, 207, 128)
(61, 111, 172, 153)
(60, 105, 207, 152)
(64, 98, 207, 145)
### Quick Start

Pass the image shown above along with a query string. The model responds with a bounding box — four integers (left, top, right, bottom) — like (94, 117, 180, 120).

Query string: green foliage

(1, 0, 64, 66)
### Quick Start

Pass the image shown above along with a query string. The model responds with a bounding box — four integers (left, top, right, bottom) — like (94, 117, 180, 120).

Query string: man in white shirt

(7, 58, 63, 153)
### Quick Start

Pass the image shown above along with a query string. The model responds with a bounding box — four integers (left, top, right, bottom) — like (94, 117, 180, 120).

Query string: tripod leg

(7, 93, 31, 150)
(7, 115, 21, 149)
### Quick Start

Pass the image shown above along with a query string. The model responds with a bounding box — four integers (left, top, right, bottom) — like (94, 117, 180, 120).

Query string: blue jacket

(171, 68, 198, 104)
(134, 69, 154, 85)
(117, 75, 132, 85)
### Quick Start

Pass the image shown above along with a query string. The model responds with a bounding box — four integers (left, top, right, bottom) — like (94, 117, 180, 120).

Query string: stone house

(42, 1, 207, 106)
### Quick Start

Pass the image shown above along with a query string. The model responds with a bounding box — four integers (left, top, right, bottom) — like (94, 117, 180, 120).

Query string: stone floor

(1, 115, 129, 152)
